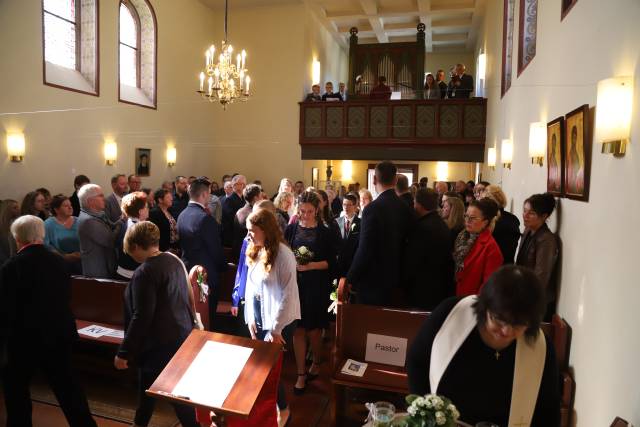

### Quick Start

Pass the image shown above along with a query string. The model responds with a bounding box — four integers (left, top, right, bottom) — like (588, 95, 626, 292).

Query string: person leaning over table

(407, 265, 560, 426)
(114, 221, 199, 427)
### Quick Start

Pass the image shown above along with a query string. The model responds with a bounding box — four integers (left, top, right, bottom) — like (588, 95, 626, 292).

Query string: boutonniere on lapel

(350, 222, 359, 233)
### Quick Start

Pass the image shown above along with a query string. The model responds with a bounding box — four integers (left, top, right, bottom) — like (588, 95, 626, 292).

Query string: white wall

(477, 0, 640, 424)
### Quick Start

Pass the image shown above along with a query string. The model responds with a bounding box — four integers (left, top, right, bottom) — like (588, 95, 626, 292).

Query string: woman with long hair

(21, 191, 48, 220)
(441, 195, 465, 246)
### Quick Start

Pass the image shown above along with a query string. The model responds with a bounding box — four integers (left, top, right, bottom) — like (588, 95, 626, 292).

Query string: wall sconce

(436, 161, 449, 181)
(104, 140, 117, 165)
(596, 76, 633, 157)
(312, 59, 321, 86)
(501, 139, 513, 169)
(341, 160, 352, 181)
(478, 53, 487, 81)
(487, 147, 496, 170)
(529, 122, 546, 166)
(7, 133, 25, 162)
(166, 146, 177, 167)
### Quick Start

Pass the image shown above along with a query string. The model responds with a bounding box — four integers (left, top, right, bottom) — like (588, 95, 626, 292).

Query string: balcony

(299, 98, 487, 162)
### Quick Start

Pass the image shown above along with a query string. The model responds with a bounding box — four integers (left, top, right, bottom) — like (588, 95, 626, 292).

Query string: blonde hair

(274, 192, 293, 211)
(444, 197, 465, 231)
(245, 209, 283, 274)
(124, 221, 160, 255)
(482, 185, 507, 209)
(358, 189, 372, 201)
(121, 191, 148, 218)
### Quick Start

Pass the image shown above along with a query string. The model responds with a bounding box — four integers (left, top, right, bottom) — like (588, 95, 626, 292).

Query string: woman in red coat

(453, 198, 503, 296)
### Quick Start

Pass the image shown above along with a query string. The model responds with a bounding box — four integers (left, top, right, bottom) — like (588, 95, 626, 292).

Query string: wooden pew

(331, 302, 575, 427)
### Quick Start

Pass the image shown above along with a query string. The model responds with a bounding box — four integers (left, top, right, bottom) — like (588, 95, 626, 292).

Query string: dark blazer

(399, 192, 414, 207)
(70, 191, 81, 217)
(336, 215, 361, 276)
(438, 81, 448, 99)
(148, 207, 174, 252)
(221, 193, 244, 247)
(0, 245, 77, 346)
(403, 211, 454, 310)
(449, 74, 474, 99)
(232, 203, 252, 260)
(322, 92, 343, 101)
(169, 191, 189, 220)
(492, 209, 521, 264)
(177, 203, 226, 294)
(516, 223, 559, 304)
(330, 197, 342, 218)
(346, 189, 414, 305)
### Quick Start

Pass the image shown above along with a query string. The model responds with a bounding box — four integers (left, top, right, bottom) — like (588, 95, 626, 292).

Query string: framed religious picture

(563, 104, 591, 202)
(546, 116, 565, 197)
(135, 148, 151, 177)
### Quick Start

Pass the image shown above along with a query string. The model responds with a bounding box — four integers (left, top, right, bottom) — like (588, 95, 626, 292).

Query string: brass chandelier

(197, 0, 250, 109)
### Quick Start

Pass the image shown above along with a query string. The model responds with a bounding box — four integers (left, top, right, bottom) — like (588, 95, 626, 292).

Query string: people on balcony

(424, 73, 440, 100)
(304, 84, 322, 102)
(322, 82, 343, 101)
(369, 76, 392, 100)
(447, 63, 474, 99)
(338, 82, 347, 100)
(436, 69, 448, 99)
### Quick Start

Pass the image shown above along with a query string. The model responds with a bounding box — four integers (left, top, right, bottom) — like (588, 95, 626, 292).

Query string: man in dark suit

(69, 174, 90, 217)
(436, 69, 448, 99)
(403, 188, 454, 310)
(0, 215, 97, 427)
(396, 174, 414, 207)
(336, 193, 361, 276)
(221, 174, 246, 248)
(448, 63, 474, 99)
(177, 178, 226, 328)
(339, 161, 414, 306)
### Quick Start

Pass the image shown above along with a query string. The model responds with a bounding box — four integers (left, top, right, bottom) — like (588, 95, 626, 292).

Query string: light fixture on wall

(6, 133, 25, 162)
(166, 146, 177, 167)
(487, 146, 496, 170)
(104, 140, 117, 166)
(197, 0, 250, 109)
(342, 160, 352, 181)
(478, 53, 487, 81)
(501, 139, 513, 169)
(529, 122, 546, 166)
(596, 76, 633, 157)
(436, 161, 449, 182)
(312, 59, 321, 86)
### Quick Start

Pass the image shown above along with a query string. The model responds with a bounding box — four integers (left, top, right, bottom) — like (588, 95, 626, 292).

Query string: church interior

(1, 0, 639, 426)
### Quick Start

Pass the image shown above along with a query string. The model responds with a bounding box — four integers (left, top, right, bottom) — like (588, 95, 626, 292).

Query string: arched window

(119, 0, 157, 108)
(42, 0, 99, 95)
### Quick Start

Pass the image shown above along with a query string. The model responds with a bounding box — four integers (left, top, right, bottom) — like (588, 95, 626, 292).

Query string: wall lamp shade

(529, 122, 546, 166)
(7, 133, 25, 162)
(478, 53, 487, 81)
(341, 160, 352, 181)
(501, 139, 513, 169)
(487, 147, 496, 170)
(596, 76, 633, 156)
(436, 161, 449, 181)
(166, 146, 177, 167)
(104, 141, 117, 165)
(312, 59, 321, 86)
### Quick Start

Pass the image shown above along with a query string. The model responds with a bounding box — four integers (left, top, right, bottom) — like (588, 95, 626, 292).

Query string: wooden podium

(147, 330, 281, 422)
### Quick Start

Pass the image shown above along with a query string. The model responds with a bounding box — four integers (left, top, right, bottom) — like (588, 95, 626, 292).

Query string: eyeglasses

(463, 214, 483, 222)
(487, 312, 526, 330)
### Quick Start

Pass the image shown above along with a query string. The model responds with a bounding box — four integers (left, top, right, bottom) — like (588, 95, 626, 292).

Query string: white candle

(236, 54, 241, 71)
(214, 68, 220, 86)
(205, 51, 210, 68)
(239, 70, 244, 88)
(199, 72, 205, 91)
(245, 75, 251, 94)
(241, 50, 246, 70)
(208, 76, 213, 95)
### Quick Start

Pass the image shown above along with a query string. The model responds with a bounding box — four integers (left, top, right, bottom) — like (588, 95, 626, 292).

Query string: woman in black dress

(481, 185, 521, 264)
(285, 191, 336, 394)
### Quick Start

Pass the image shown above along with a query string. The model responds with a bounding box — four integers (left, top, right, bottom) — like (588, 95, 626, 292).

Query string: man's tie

(344, 218, 350, 238)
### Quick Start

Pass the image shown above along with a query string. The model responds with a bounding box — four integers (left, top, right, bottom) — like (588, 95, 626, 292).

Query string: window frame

(517, 0, 538, 77)
(500, 0, 515, 98)
(119, 0, 142, 89)
(41, 0, 100, 96)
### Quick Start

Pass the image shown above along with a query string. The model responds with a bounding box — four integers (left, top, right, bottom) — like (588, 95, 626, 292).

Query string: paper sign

(364, 333, 408, 367)
(172, 340, 253, 408)
(340, 359, 368, 377)
(77, 324, 114, 338)
(105, 329, 124, 339)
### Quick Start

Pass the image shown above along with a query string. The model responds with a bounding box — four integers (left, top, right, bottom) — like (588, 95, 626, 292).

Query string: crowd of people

(0, 160, 562, 426)
(304, 63, 474, 102)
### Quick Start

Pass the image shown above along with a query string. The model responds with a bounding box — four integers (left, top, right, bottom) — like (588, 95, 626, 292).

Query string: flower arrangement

(293, 245, 314, 265)
(396, 394, 460, 427)
(328, 279, 338, 314)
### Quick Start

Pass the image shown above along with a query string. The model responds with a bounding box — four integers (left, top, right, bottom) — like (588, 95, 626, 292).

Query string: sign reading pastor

(364, 333, 408, 367)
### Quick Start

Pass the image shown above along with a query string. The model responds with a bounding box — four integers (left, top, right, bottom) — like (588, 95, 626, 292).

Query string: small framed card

(341, 359, 368, 377)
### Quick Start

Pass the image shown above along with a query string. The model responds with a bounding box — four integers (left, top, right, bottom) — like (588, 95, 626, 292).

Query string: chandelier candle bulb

(241, 50, 246, 69)
(199, 72, 205, 91)
(245, 76, 250, 94)
(236, 54, 240, 71)
(208, 76, 213, 95)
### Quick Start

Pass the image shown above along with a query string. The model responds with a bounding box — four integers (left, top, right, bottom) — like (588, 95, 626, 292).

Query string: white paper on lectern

(172, 341, 253, 408)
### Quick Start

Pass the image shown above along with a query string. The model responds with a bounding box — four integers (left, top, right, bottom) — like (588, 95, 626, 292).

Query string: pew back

(70, 276, 127, 327)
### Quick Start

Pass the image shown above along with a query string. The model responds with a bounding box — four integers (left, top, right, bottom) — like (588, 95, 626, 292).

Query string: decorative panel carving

(415, 105, 435, 138)
(464, 105, 484, 138)
(304, 108, 322, 138)
(369, 106, 388, 138)
(392, 106, 412, 138)
(326, 107, 343, 138)
(347, 106, 365, 138)
(439, 105, 461, 138)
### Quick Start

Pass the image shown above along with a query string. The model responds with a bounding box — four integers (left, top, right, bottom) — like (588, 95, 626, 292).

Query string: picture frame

(563, 104, 591, 202)
(546, 116, 565, 197)
(561, 0, 578, 21)
(135, 148, 151, 177)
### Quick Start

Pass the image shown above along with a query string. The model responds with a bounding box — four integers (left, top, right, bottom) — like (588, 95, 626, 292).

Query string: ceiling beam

(466, 0, 485, 51)
(432, 33, 468, 42)
(432, 17, 473, 29)
(304, 1, 348, 50)
(359, 0, 389, 43)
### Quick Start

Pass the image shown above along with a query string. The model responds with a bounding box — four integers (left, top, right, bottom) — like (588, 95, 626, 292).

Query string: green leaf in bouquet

(406, 394, 420, 405)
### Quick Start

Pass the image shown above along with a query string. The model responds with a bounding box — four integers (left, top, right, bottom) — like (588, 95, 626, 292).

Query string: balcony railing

(299, 98, 487, 161)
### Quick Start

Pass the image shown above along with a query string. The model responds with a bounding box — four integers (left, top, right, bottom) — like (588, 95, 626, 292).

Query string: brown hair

(120, 191, 148, 218)
(444, 196, 465, 231)
(245, 209, 284, 274)
(124, 221, 160, 255)
(50, 194, 69, 217)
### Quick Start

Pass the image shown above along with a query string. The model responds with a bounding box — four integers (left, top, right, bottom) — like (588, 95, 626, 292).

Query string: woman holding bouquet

(285, 191, 337, 394)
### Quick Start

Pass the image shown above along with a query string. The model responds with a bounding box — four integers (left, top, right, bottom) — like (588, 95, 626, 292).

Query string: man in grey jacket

(77, 184, 120, 278)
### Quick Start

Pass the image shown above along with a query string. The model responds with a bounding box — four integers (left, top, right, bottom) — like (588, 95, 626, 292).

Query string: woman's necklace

(494, 350, 501, 360)
(55, 216, 72, 228)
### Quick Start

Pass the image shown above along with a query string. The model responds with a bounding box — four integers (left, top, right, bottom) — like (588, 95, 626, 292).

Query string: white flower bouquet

(293, 245, 314, 265)
(395, 394, 460, 427)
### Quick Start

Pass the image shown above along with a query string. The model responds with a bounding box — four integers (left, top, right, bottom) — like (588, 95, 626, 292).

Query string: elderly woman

(441, 195, 465, 246)
(454, 198, 503, 296)
(114, 221, 198, 427)
(0, 199, 20, 264)
(148, 188, 179, 253)
(116, 191, 149, 279)
(1, 215, 97, 427)
(44, 194, 81, 273)
(516, 193, 559, 320)
(407, 265, 560, 426)
(20, 190, 49, 220)
(481, 185, 521, 264)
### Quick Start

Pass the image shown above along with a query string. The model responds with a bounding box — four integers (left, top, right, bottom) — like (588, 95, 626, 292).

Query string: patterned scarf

(453, 229, 479, 272)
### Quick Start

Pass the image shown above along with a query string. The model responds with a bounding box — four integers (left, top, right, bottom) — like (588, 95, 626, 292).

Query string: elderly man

(0, 215, 97, 427)
(105, 173, 128, 223)
(77, 184, 120, 278)
(448, 63, 474, 99)
(222, 174, 247, 248)
(304, 84, 322, 102)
